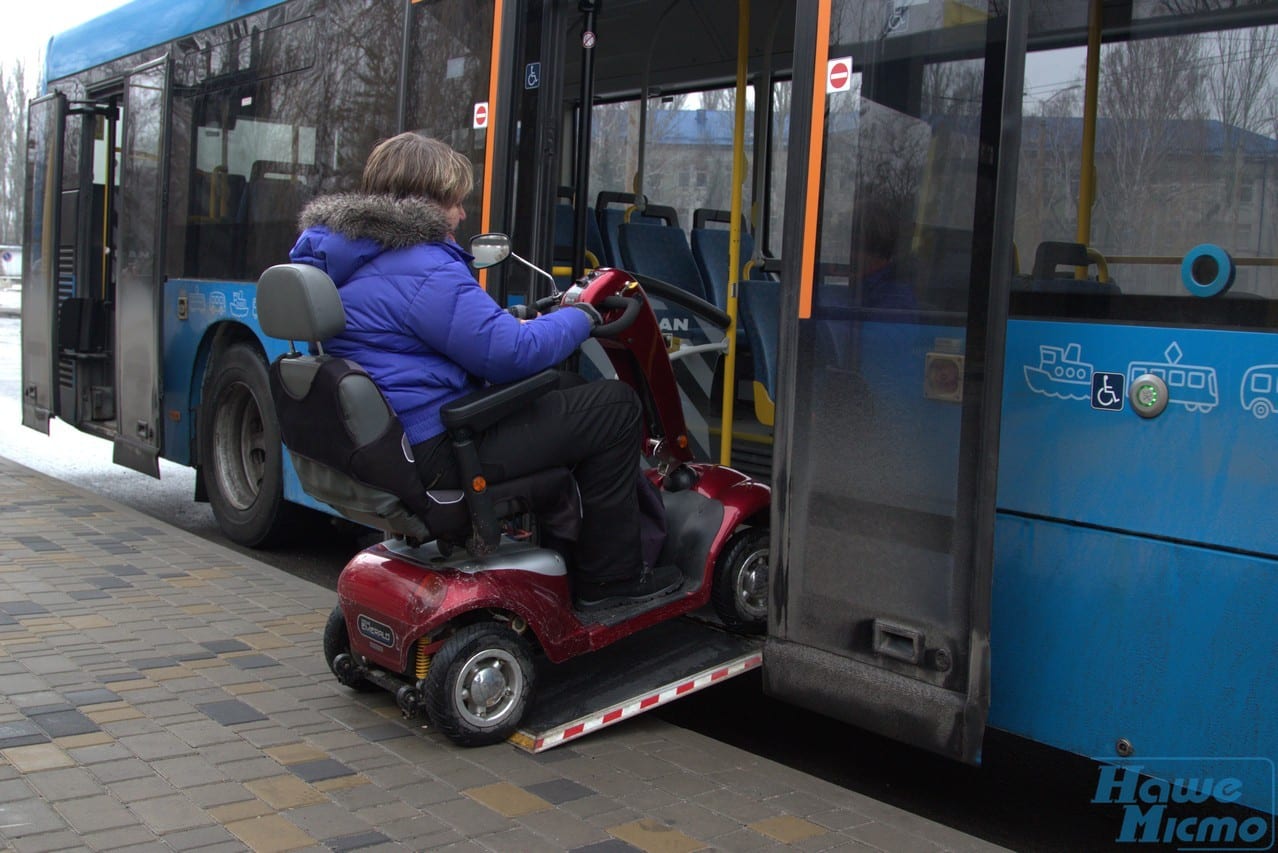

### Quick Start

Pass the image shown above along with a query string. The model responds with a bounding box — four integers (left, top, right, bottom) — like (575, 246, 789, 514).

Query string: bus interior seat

(910, 225, 973, 310)
(738, 279, 780, 427)
(187, 168, 248, 279)
(256, 263, 581, 552)
(1030, 240, 1121, 295)
(243, 161, 317, 278)
(595, 191, 679, 267)
(553, 200, 605, 269)
(689, 208, 771, 313)
(618, 221, 714, 305)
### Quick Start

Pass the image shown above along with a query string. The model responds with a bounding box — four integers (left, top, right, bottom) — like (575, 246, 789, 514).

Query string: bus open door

(20, 92, 67, 436)
(762, 0, 1020, 763)
(111, 58, 170, 478)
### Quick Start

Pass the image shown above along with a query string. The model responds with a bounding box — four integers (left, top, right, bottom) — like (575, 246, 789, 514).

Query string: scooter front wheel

(424, 621, 536, 746)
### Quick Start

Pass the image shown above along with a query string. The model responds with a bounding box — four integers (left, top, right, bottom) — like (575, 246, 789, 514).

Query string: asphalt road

(0, 315, 1232, 852)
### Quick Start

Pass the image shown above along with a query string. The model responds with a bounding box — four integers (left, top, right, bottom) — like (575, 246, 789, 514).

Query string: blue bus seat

(618, 222, 713, 305)
(1030, 240, 1121, 295)
(553, 202, 605, 269)
(243, 161, 316, 278)
(595, 191, 679, 267)
(738, 279, 780, 427)
(690, 227, 770, 312)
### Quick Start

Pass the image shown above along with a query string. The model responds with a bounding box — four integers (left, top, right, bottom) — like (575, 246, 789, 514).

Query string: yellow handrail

(716, 0, 750, 466)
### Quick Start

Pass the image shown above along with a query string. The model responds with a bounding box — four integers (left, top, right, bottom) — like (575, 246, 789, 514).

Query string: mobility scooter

(256, 235, 770, 746)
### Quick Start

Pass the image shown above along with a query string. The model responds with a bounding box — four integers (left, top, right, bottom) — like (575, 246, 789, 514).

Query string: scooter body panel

(337, 462, 771, 672)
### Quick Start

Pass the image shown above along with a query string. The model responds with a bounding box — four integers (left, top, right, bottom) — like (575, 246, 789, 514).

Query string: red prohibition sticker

(582, 30, 597, 49)
(827, 56, 854, 94)
(473, 102, 489, 129)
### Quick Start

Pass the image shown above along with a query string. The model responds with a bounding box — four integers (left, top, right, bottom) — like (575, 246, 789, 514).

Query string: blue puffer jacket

(289, 193, 592, 444)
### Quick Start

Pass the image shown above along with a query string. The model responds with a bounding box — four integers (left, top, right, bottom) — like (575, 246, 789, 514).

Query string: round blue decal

(1180, 243, 1235, 298)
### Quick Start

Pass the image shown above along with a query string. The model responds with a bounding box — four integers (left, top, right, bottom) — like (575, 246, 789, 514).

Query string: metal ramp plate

(509, 617, 762, 752)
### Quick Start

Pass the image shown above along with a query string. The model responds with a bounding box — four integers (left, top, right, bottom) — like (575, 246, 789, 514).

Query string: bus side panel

(989, 513, 1277, 814)
(999, 320, 1278, 557)
(161, 278, 332, 515)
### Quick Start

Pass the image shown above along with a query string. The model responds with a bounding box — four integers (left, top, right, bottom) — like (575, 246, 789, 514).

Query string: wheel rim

(734, 547, 769, 620)
(453, 647, 523, 728)
(212, 382, 267, 511)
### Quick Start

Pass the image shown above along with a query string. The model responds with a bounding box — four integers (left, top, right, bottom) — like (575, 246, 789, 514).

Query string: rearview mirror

(470, 233, 511, 269)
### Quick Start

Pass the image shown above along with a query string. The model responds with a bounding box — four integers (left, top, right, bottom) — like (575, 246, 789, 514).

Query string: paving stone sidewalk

(0, 456, 1010, 852)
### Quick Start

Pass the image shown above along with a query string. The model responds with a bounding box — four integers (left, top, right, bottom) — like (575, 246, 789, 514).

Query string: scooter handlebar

(591, 295, 642, 338)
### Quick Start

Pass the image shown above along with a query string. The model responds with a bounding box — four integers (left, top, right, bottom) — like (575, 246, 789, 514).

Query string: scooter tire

(323, 606, 377, 692)
(424, 621, 535, 747)
(711, 526, 769, 634)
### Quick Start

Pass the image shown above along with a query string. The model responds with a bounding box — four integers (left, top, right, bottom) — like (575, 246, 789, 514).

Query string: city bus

(22, 0, 1278, 817)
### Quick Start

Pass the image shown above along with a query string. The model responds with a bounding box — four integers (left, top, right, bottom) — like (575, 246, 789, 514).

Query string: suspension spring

(415, 637, 432, 680)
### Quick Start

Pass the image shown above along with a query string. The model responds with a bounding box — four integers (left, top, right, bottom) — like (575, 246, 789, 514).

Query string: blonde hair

(361, 133, 474, 206)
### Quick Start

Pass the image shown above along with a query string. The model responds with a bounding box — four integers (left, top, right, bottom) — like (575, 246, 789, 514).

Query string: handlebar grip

(592, 295, 642, 337)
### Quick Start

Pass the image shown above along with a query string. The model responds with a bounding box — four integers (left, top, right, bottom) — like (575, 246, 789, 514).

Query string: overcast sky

(1, 0, 131, 77)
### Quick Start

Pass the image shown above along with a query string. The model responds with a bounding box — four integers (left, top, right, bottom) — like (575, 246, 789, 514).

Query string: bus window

(1015, 16, 1278, 317)
(589, 87, 755, 233)
(167, 3, 404, 282)
(177, 85, 319, 281)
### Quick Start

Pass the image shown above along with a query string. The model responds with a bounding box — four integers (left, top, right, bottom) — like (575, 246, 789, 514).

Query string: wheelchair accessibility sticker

(1092, 372, 1125, 411)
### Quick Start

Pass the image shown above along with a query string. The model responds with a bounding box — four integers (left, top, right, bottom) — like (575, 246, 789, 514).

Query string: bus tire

(423, 621, 535, 747)
(200, 342, 295, 547)
(711, 526, 769, 634)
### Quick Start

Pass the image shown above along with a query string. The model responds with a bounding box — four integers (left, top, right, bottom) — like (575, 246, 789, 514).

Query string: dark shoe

(573, 564, 683, 612)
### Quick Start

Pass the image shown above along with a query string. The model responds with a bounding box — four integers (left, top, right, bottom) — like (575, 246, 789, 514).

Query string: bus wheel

(1252, 399, 1272, 419)
(712, 526, 769, 634)
(322, 606, 376, 692)
(424, 622, 535, 747)
(200, 343, 295, 547)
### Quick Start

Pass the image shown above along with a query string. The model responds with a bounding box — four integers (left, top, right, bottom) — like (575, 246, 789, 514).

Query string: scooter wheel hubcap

(735, 548, 769, 619)
(455, 649, 521, 726)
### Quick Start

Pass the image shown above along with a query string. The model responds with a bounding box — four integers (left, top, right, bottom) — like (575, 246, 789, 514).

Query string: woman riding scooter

(287, 132, 680, 611)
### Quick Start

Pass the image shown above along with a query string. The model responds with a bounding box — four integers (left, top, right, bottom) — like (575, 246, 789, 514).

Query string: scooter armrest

(440, 369, 560, 435)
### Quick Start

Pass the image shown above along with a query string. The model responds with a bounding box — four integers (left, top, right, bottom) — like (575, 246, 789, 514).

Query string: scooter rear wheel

(424, 621, 535, 746)
(323, 606, 377, 692)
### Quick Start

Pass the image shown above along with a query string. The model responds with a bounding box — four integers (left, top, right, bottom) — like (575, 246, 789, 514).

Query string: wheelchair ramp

(509, 617, 762, 752)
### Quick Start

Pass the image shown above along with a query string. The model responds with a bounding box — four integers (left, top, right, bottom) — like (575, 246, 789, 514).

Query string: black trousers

(412, 378, 643, 584)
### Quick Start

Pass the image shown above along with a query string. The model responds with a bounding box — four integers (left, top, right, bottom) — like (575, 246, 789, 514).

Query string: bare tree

(0, 58, 33, 245)
(1095, 36, 1207, 255)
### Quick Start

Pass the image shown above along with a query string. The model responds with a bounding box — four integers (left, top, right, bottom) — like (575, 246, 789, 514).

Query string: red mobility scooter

(257, 234, 770, 746)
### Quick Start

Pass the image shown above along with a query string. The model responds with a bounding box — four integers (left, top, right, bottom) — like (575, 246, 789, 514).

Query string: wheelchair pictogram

(1091, 371, 1125, 411)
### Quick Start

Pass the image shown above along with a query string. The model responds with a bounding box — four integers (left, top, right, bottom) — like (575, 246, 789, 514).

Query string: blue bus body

(159, 278, 329, 514)
(995, 319, 1278, 805)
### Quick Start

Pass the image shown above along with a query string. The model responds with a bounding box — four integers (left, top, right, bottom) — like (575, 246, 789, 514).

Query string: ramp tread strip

(512, 651, 762, 752)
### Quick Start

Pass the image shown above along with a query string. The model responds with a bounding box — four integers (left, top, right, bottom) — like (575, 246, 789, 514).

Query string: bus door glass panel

(405, 0, 496, 247)
(21, 93, 68, 434)
(768, 0, 1010, 762)
(113, 59, 169, 478)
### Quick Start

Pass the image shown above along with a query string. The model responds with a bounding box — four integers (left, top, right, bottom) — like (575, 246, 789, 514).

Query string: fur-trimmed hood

(297, 193, 453, 249)
(290, 193, 467, 288)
